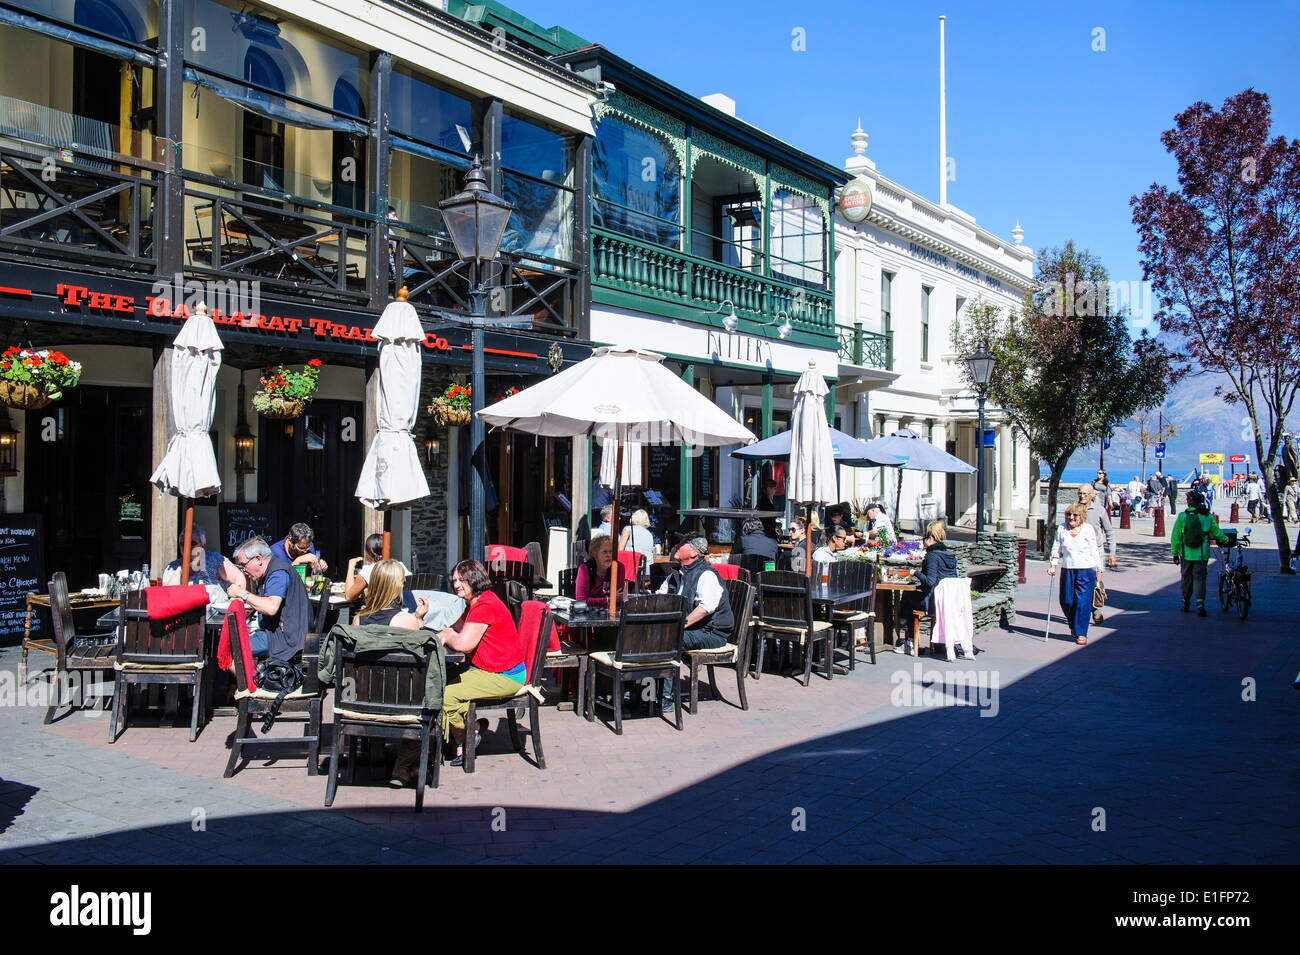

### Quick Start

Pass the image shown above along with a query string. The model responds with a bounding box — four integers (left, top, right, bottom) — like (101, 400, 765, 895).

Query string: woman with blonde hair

(618, 508, 656, 562)
(575, 535, 627, 607)
(894, 520, 958, 654)
(1048, 502, 1103, 645)
(354, 559, 427, 630)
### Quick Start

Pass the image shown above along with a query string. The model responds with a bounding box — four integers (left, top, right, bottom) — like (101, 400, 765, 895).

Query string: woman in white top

(619, 508, 656, 562)
(1048, 502, 1103, 645)
(345, 533, 412, 602)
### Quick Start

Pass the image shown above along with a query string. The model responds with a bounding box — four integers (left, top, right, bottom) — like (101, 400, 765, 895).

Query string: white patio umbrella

(479, 345, 755, 614)
(150, 302, 223, 584)
(355, 292, 430, 517)
(786, 362, 838, 576)
(599, 436, 642, 488)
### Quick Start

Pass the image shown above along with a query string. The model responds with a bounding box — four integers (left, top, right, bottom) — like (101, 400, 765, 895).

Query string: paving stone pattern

(1, 512, 1297, 864)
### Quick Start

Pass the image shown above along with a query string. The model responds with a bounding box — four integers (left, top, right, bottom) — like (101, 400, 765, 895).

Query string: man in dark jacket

(1165, 474, 1179, 514)
(657, 538, 734, 704)
(733, 517, 778, 562)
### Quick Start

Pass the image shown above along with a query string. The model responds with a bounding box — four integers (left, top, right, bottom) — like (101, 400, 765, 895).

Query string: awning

(390, 135, 471, 168)
(184, 67, 368, 136)
(0, 7, 156, 67)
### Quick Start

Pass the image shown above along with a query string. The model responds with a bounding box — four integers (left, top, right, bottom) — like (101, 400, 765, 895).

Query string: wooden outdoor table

(20, 592, 119, 682)
(808, 583, 876, 608)
(552, 606, 623, 652)
(873, 580, 920, 656)
(965, 565, 1006, 576)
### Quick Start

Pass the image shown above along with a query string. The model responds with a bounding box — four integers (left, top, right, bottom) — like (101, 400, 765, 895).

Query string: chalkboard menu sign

(0, 513, 44, 639)
(219, 502, 277, 554)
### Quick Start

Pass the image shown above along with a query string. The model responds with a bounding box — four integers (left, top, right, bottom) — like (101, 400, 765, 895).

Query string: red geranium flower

(308, 358, 322, 367)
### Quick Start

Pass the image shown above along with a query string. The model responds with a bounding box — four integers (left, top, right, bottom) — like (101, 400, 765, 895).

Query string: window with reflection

(770, 187, 825, 288)
(389, 68, 474, 154)
(500, 110, 574, 265)
(592, 115, 681, 247)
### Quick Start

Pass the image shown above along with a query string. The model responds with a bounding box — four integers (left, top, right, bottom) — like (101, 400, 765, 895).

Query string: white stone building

(830, 124, 1040, 532)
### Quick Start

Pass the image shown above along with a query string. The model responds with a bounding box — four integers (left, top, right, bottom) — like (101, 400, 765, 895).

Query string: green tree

(951, 242, 1178, 539)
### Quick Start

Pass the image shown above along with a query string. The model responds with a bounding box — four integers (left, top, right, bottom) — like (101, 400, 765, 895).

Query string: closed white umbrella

(786, 362, 838, 576)
(355, 293, 430, 511)
(599, 436, 642, 488)
(478, 345, 755, 614)
(149, 302, 223, 585)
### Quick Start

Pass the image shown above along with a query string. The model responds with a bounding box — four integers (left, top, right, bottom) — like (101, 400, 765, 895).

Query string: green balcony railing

(592, 226, 834, 336)
(837, 323, 893, 370)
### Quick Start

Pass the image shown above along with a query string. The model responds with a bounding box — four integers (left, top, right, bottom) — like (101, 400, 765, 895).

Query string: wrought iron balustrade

(0, 146, 158, 273)
(837, 323, 893, 370)
(592, 226, 834, 335)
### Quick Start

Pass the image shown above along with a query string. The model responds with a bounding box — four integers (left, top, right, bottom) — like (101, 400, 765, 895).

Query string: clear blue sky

(512, 0, 1300, 327)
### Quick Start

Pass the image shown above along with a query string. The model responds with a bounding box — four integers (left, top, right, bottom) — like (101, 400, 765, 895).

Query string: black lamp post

(438, 156, 514, 561)
(964, 347, 995, 536)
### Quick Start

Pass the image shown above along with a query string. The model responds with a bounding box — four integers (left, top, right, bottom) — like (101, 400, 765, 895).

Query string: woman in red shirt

(437, 559, 527, 767)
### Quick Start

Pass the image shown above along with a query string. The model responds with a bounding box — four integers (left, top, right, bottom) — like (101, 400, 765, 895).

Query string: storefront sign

(0, 513, 45, 639)
(1228, 453, 1247, 464)
(1199, 452, 1225, 464)
(839, 179, 873, 223)
(219, 502, 278, 553)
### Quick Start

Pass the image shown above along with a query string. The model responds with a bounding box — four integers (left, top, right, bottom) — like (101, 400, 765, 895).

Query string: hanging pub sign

(838, 178, 874, 223)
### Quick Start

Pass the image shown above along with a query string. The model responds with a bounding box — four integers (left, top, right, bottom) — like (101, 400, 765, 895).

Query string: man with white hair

(226, 537, 311, 661)
(1078, 483, 1116, 624)
(656, 537, 734, 706)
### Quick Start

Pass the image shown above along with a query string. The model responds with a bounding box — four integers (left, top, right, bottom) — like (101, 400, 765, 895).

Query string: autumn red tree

(1132, 89, 1300, 571)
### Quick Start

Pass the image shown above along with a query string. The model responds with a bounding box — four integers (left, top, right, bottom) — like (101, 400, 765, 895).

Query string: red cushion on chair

(516, 600, 550, 683)
(486, 545, 529, 563)
(713, 563, 741, 581)
(144, 583, 209, 620)
(615, 551, 642, 585)
(217, 600, 258, 689)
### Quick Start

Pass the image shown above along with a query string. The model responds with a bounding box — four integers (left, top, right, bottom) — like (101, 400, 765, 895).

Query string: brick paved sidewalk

(2, 525, 1296, 864)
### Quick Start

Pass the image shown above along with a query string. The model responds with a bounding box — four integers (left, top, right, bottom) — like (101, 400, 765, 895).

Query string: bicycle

(1217, 528, 1252, 621)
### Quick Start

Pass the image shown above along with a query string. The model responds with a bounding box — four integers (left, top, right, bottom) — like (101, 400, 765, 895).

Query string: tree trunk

(1248, 410, 1294, 573)
(1044, 454, 1071, 548)
(1141, 444, 1147, 482)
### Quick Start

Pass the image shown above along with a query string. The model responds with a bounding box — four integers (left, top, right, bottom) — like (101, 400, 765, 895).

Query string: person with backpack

(1170, 490, 1230, 617)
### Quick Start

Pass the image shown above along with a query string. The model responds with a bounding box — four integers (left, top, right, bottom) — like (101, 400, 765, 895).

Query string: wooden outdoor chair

(544, 618, 589, 722)
(753, 571, 833, 686)
(324, 641, 442, 811)
(504, 580, 529, 624)
(557, 567, 577, 598)
(43, 572, 119, 725)
(222, 603, 323, 777)
(684, 578, 756, 714)
(460, 600, 555, 773)
(406, 573, 445, 592)
(585, 594, 687, 734)
(110, 589, 208, 742)
(828, 561, 876, 669)
(488, 559, 533, 604)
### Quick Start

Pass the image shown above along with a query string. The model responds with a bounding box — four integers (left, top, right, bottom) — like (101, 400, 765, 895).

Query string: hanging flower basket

(0, 347, 81, 410)
(253, 359, 320, 420)
(428, 383, 471, 426)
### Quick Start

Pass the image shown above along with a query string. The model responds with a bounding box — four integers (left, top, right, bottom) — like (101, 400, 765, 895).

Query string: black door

(257, 399, 363, 571)
(946, 439, 958, 522)
(25, 386, 153, 588)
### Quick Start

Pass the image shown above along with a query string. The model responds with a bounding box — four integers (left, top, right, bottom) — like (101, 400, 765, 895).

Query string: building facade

(0, 0, 599, 596)
(830, 124, 1040, 532)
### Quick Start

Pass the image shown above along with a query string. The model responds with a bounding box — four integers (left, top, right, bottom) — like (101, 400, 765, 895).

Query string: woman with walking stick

(1047, 502, 1104, 645)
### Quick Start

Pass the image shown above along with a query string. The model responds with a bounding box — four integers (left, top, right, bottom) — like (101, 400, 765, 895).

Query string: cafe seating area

(21, 523, 1019, 813)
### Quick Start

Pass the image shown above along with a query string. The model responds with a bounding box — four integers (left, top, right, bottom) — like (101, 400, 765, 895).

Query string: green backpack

(1182, 510, 1206, 549)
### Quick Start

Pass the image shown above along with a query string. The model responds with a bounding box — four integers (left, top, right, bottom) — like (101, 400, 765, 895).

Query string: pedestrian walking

(1048, 502, 1104, 645)
(1147, 471, 1166, 515)
(1166, 473, 1178, 514)
(1077, 483, 1117, 624)
(1245, 473, 1263, 522)
(1170, 490, 1229, 617)
(1284, 477, 1299, 523)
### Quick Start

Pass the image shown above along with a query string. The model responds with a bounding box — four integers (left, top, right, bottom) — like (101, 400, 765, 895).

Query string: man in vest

(657, 537, 735, 704)
(227, 537, 311, 661)
(1170, 490, 1229, 617)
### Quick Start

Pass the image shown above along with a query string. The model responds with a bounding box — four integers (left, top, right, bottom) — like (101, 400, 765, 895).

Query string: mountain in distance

(1066, 371, 1296, 479)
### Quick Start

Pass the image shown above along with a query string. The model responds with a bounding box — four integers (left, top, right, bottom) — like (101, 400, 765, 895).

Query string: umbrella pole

(180, 500, 193, 586)
(382, 510, 391, 560)
(805, 504, 813, 578)
(608, 428, 624, 619)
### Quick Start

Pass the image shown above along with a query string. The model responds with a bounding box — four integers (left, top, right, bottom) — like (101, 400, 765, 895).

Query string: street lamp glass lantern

(438, 157, 514, 263)
(0, 413, 17, 477)
(965, 348, 996, 390)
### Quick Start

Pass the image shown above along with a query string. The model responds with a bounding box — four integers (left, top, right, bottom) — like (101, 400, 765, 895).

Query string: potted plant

(0, 347, 82, 409)
(253, 359, 321, 419)
(428, 382, 471, 426)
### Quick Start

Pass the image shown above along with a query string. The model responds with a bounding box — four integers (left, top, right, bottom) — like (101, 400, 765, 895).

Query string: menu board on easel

(219, 502, 277, 554)
(0, 513, 44, 639)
